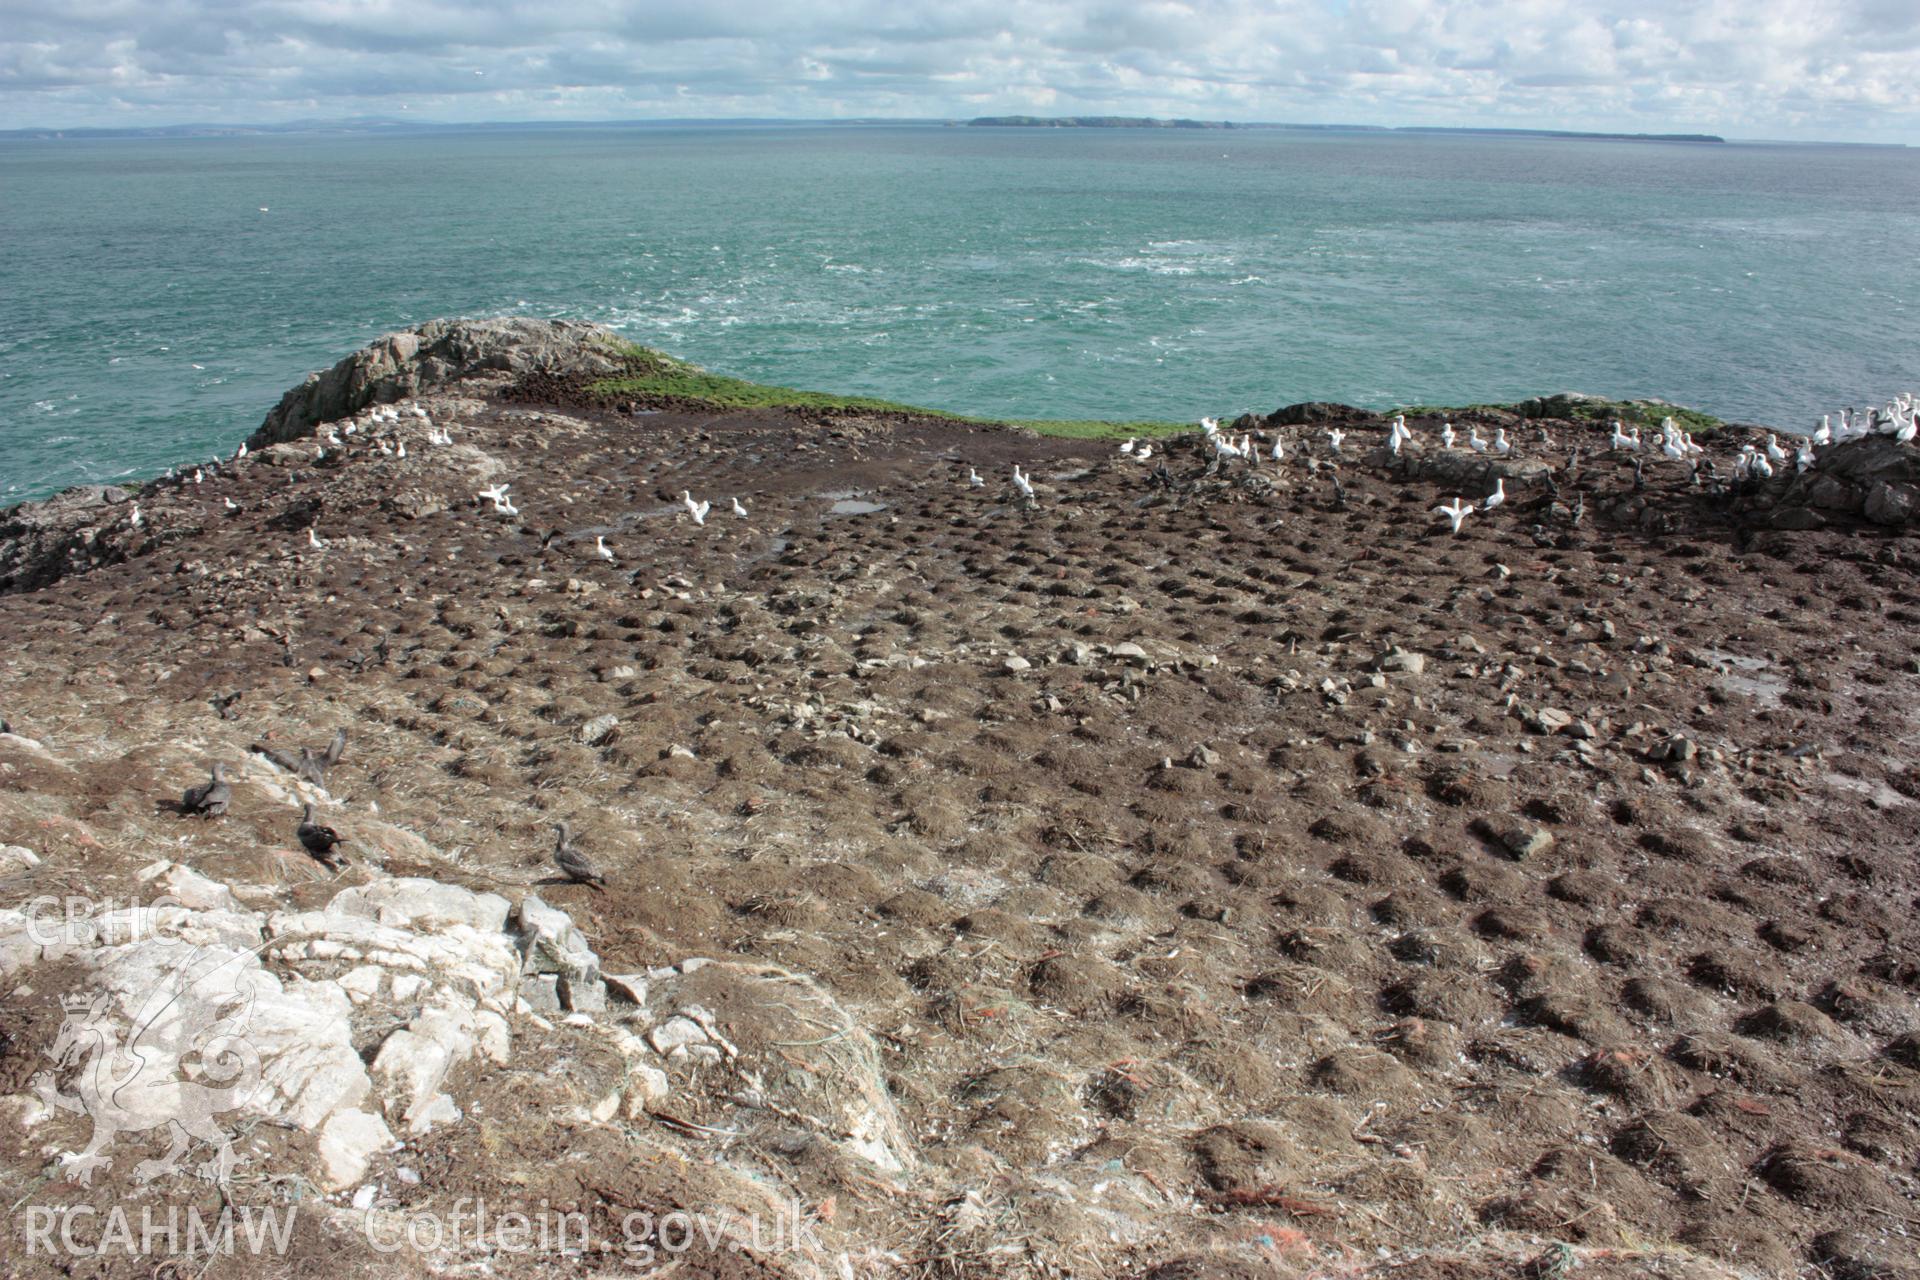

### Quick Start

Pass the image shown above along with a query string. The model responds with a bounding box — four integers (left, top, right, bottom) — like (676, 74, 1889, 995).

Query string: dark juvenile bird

(552, 821, 605, 890)
(182, 763, 231, 817)
(297, 803, 347, 871)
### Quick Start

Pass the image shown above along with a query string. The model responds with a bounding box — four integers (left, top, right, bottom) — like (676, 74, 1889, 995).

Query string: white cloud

(0, 0, 1915, 140)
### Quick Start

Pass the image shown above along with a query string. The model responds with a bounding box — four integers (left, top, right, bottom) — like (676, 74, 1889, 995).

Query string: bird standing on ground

(1440, 421, 1456, 449)
(682, 491, 710, 525)
(182, 763, 231, 817)
(1482, 478, 1506, 512)
(968, 467, 984, 488)
(552, 821, 606, 889)
(1012, 466, 1035, 500)
(596, 535, 615, 562)
(297, 804, 347, 871)
(731, 497, 749, 518)
(1492, 427, 1512, 457)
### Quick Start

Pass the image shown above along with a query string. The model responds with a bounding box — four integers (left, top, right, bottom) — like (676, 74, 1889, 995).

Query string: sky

(2, 0, 1916, 143)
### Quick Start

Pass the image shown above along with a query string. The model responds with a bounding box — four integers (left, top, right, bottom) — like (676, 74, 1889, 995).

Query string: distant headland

(969, 116, 1725, 143)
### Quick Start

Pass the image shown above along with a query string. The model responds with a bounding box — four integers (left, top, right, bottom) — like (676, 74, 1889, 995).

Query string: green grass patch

(589, 341, 1724, 441)
(589, 341, 1195, 439)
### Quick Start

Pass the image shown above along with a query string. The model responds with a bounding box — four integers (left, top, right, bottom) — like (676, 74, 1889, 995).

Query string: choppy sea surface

(3, 124, 1916, 502)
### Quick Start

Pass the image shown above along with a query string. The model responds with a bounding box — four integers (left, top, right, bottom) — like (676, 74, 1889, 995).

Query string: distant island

(969, 116, 1234, 130)
(970, 116, 1725, 143)
(1396, 125, 1724, 144)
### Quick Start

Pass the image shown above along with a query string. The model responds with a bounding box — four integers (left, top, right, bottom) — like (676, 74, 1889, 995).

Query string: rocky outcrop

(0, 484, 142, 595)
(3, 850, 915, 1213)
(245, 317, 629, 450)
(1263, 401, 1374, 427)
(1764, 435, 1918, 528)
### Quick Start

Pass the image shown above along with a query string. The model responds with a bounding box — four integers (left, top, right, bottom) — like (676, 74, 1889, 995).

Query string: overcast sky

(3, 0, 1916, 142)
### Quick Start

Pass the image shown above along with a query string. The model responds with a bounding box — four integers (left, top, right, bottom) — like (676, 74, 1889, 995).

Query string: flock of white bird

(140, 389, 1919, 556)
(1098, 395, 1917, 538)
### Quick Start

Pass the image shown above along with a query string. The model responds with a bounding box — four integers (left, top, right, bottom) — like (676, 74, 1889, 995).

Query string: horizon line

(0, 113, 1909, 149)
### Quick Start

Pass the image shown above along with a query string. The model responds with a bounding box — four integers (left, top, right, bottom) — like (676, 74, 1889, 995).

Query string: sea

(2, 123, 1917, 503)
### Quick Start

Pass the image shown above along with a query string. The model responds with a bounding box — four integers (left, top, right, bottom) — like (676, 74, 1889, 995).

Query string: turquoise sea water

(2, 124, 1917, 502)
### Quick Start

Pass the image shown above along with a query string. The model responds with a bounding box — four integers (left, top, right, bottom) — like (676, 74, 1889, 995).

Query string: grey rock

(1497, 824, 1557, 860)
(1530, 707, 1573, 733)
(513, 895, 600, 981)
(603, 973, 649, 1006)
(1377, 648, 1427, 676)
(559, 975, 608, 1014)
(520, 973, 563, 1012)
(246, 317, 629, 450)
(1864, 480, 1917, 525)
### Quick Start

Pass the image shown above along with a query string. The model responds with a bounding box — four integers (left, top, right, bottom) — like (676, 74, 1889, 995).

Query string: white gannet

(731, 497, 748, 518)
(1609, 420, 1634, 450)
(234, 441, 247, 460)
(396, 440, 407, 459)
(1482, 478, 1506, 512)
(1012, 466, 1035, 499)
(1468, 427, 1490, 454)
(1764, 434, 1788, 466)
(1269, 436, 1284, 462)
(1388, 430, 1402, 457)
(224, 497, 238, 510)
(1200, 416, 1220, 436)
(1750, 448, 1774, 480)
(1661, 431, 1686, 462)
(1119, 438, 1136, 456)
(1794, 439, 1815, 472)
(1441, 421, 1456, 449)
(596, 535, 614, 562)
(968, 467, 984, 488)
(1492, 427, 1512, 457)
(477, 482, 511, 507)
(1434, 497, 1474, 535)
(1814, 415, 1832, 446)
(1895, 417, 1916, 446)
(129, 505, 142, 528)
(1135, 443, 1153, 461)
(307, 526, 325, 549)
(1326, 427, 1345, 456)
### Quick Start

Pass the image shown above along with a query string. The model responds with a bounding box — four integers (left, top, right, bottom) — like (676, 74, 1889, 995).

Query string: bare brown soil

(1, 381, 1916, 1279)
